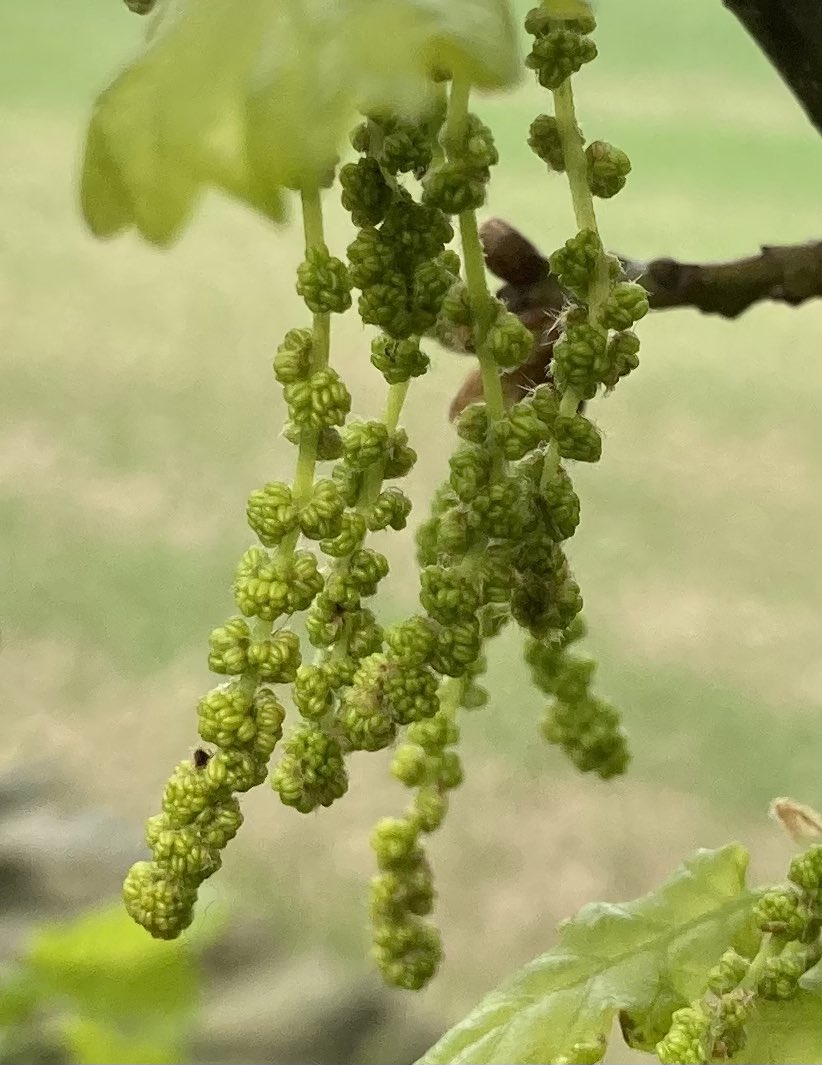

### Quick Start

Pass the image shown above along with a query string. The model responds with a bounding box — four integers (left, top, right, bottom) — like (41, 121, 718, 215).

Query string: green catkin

(413, 40, 634, 902)
(123, 184, 352, 940)
(514, 0, 642, 778)
(372, 679, 465, 988)
(124, 2, 648, 996)
(340, 110, 479, 989)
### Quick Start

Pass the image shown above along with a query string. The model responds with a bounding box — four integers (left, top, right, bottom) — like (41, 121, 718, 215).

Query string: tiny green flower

(391, 744, 429, 787)
(528, 114, 570, 171)
(246, 481, 298, 547)
(207, 616, 251, 675)
(342, 420, 391, 471)
(367, 486, 412, 532)
(370, 335, 430, 385)
(339, 156, 393, 227)
(319, 509, 368, 557)
(271, 726, 349, 813)
(123, 861, 197, 941)
(293, 663, 335, 721)
(599, 281, 649, 330)
(283, 368, 352, 429)
(273, 328, 313, 384)
(385, 615, 437, 667)
(526, 28, 597, 90)
(412, 788, 448, 833)
(422, 160, 488, 214)
(486, 309, 535, 368)
(553, 412, 602, 463)
(549, 229, 602, 301)
(299, 478, 346, 540)
(553, 317, 609, 398)
(371, 816, 423, 871)
(296, 247, 353, 315)
(586, 140, 631, 199)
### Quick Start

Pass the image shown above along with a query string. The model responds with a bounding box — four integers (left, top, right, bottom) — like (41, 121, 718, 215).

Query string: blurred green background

(2, 1, 821, 1062)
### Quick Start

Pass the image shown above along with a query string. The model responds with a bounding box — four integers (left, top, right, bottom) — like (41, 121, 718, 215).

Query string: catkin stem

(540, 73, 610, 489)
(552, 78, 611, 314)
(447, 77, 506, 424)
(552, 80, 596, 233)
(739, 932, 777, 992)
(384, 379, 410, 434)
(358, 380, 411, 510)
(279, 186, 331, 551)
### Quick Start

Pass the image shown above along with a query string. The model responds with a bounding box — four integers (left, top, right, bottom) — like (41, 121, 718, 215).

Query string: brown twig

(481, 218, 822, 319)
(447, 219, 822, 419)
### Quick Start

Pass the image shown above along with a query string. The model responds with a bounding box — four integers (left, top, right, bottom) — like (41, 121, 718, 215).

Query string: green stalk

(282, 187, 331, 548)
(257, 186, 338, 679)
(738, 932, 778, 992)
(358, 380, 411, 509)
(314, 380, 413, 670)
(245, 184, 335, 687)
(551, 78, 611, 314)
(447, 77, 506, 423)
(384, 379, 410, 434)
(540, 74, 610, 488)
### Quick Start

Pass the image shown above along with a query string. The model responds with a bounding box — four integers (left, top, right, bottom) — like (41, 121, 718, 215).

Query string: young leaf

(26, 904, 202, 1020)
(731, 991, 822, 1064)
(416, 845, 754, 1065)
(61, 1016, 186, 1065)
(81, 0, 521, 246)
(81, 0, 285, 246)
(347, 0, 521, 108)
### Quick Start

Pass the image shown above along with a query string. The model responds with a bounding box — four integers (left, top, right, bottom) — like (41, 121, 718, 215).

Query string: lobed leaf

(26, 903, 206, 1020)
(81, 0, 521, 246)
(417, 845, 754, 1064)
(731, 990, 822, 1064)
(62, 1016, 187, 1065)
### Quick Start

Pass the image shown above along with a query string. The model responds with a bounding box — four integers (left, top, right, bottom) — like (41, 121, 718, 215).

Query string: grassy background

(2, 0, 821, 1058)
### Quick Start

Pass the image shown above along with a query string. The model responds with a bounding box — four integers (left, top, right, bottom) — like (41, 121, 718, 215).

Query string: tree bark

(722, 0, 822, 137)
(482, 219, 822, 320)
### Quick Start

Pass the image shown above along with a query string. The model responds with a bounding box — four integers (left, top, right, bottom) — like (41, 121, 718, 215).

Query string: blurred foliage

(0, 903, 218, 1065)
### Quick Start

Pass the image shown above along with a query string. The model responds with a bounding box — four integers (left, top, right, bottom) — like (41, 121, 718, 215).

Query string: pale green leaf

(26, 904, 202, 1020)
(347, 0, 520, 110)
(62, 1017, 186, 1065)
(731, 990, 822, 1064)
(81, 0, 283, 245)
(619, 984, 685, 1054)
(81, 0, 521, 246)
(417, 846, 754, 1065)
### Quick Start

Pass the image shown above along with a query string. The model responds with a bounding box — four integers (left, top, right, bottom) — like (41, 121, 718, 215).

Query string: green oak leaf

(26, 903, 209, 1020)
(417, 845, 754, 1065)
(61, 1017, 185, 1065)
(347, 0, 520, 110)
(619, 983, 686, 1054)
(81, 0, 521, 246)
(81, 0, 285, 245)
(731, 990, 822, 1064)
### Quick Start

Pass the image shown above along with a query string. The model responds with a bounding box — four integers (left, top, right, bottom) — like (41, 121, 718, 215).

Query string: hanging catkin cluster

(122, 0, 649, 992)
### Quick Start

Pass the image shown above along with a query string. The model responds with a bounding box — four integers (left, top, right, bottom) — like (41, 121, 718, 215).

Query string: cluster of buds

(657, 844, 822, 1063)
(123, 0, 650, 996)
(526, 618, 628, 779)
